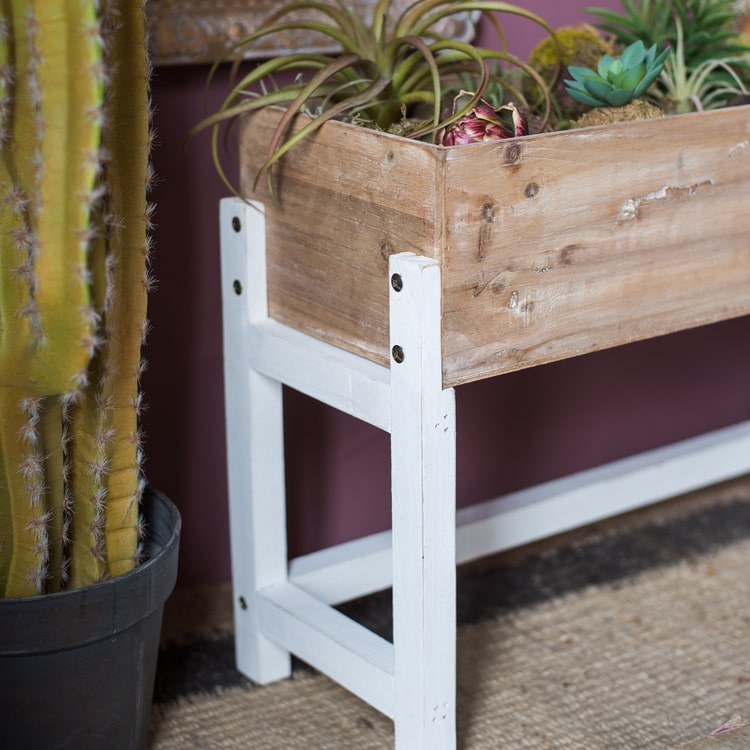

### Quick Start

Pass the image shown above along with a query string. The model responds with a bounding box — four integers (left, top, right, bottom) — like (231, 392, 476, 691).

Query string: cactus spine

(0, 0, 152, 597)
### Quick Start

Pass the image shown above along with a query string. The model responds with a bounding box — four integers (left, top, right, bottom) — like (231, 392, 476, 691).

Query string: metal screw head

(391, 273, 403, 292)
(392, 344, 405, 363)
(233, 279, 243, 295)
(232, 216, 242, 232)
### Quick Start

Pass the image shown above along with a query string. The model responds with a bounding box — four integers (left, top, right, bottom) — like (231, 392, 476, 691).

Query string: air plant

(441, 60, 517, 111)
(565, 39, 670, 107)
(190, 0, 559, 195)
(585, 0, 750, 73)
(650, 17, 749, 112)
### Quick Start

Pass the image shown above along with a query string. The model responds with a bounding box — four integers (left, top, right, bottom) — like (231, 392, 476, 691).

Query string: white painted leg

(389, 253, 457, 750)
(220, 198, 291, 684)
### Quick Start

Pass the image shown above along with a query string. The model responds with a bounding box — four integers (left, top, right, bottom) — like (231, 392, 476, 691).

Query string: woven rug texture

(148, 477, 750, 749)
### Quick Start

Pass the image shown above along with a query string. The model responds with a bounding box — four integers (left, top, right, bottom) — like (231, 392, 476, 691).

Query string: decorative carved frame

(146, 1, 478, 66)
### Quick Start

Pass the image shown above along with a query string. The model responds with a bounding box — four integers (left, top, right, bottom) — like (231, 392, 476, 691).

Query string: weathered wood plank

(442, 106, 750, 384)
(240, 108, 441, 367)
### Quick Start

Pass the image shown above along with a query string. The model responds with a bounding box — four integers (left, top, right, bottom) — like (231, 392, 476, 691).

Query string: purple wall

(143, 1, 750, 587)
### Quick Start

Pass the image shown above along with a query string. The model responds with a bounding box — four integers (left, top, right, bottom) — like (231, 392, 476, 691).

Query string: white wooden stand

(220, 197, 750, 749)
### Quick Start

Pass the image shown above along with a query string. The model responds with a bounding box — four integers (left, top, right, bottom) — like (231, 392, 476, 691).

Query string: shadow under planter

(0, 487, 181, 750)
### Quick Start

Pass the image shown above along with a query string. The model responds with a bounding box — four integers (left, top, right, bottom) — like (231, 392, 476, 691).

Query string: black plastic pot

(0, 487, 180, 750)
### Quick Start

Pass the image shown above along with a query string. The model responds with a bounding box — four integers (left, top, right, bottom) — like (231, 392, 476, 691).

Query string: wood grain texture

(240, 108, 442, 367)
(441, 106, 750, 384)
(239, 105, 750, 388)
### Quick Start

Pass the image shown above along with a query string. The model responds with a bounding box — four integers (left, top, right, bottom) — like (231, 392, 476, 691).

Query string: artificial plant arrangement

(555, 0, 750, 126)
(0, 0, 153, 598)
(192, 0, 560, 193)
(196, 0, 750, 194)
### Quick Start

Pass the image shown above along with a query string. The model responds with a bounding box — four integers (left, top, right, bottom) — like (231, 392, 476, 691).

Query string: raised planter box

(239, 105, 750, 387)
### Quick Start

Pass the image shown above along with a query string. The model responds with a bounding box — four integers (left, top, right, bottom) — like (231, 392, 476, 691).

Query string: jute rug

(148, 476, 750, 749)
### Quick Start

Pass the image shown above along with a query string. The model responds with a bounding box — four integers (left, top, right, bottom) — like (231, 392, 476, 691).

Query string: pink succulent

(438, 100, 527, 146)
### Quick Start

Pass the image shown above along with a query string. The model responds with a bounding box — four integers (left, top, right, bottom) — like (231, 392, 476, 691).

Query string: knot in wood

(504, 143, 522, 165)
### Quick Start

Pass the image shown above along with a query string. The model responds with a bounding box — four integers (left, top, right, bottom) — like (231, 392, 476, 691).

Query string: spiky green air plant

(190, 0, 559, 197)
(0, 0, 153, 598)
(651, 16, 750, 113)
(585, 0, 750, 74)
(437, 95, 526, 144)
(565, 40, 670, 107)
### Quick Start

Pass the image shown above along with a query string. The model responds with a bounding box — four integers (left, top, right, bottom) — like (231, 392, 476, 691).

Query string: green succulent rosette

(565, 40, 671, 107)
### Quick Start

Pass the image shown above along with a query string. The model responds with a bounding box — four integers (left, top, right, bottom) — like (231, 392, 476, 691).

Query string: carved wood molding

(146, 0, 477, 66)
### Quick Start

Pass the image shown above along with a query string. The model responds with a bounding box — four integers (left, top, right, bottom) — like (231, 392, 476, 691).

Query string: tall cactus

(0, 0, 152, 597)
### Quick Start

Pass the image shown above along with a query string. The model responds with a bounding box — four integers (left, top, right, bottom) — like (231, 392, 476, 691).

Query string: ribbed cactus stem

(100, 0, 151, 579)
(0, 17, 12, 148)
(20, 397, 50, 593)
(1, 0, 151, 597)
(2, 2, 103, 396)
(0, 390, 48, 596)
(67, 0, 151, 587)
(44, 405, 73, 591)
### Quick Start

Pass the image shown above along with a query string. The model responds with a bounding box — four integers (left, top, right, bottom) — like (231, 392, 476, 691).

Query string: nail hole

(391, 273, 403, 292)
(233, 280, 243, 295)
(524, 182, 540, 198)
(392, 345, 405, 363)
(380, 240, 394, 261)
(232, 216, 241, 232)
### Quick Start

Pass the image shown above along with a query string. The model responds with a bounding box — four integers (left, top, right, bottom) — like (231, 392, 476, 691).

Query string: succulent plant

(438, 96, 527, 144)
(526, 23, 619, 121)
(0, 0, 153, 597)
(565, 40, 671, 107)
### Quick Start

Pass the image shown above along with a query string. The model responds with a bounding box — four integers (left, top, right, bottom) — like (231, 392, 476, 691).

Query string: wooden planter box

(239, 105, 750, 388)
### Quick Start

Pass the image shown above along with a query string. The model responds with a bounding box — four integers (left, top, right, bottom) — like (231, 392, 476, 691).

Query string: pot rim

(0, 486, 181, 655)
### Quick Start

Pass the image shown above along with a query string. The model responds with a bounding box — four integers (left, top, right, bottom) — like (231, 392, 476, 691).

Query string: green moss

(526, 24, 618, 121)
(529, 24, 615, 74)
(574, 99, 664, 128)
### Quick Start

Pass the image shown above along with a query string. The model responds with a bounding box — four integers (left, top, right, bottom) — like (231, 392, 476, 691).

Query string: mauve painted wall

(143, 1, 750, 587)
